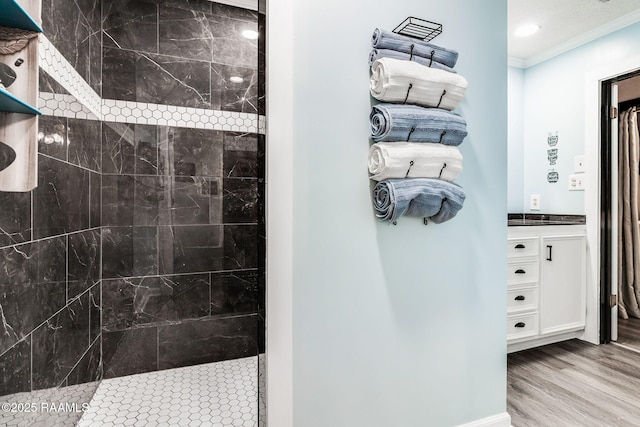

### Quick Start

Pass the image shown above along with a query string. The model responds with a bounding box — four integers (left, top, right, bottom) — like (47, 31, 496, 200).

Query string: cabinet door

(540, 235, 586, 335)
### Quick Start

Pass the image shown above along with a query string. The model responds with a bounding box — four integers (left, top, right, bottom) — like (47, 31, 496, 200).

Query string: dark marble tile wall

(100, 123, 260, 377)
(102, 0, 258, 113)
(0, 0, 103, 402)
(98, 0, 262, 379)
(41, 0, 102, 95)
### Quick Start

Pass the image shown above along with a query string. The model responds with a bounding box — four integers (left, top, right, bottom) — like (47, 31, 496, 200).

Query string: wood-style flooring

(617, 317, 640, 352)
(508, 339, 640, 427)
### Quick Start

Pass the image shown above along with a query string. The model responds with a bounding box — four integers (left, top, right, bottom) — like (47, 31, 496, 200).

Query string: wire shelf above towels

(392, 17, 442, 42)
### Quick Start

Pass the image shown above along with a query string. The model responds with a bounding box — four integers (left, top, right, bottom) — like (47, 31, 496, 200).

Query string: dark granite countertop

(508, 213, 586, 226)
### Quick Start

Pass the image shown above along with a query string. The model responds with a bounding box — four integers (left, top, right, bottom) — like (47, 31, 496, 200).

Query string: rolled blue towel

(371, 28, 459, 68)
(372, 178, 465, 223)
(370, 104, 468, 145)
(369, 49, 456, 74)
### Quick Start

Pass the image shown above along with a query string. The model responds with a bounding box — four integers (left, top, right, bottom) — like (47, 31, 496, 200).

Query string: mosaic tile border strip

(38, 37, 265, 134)
(39, 35, 102, 119)
(102, 99, 262, 133)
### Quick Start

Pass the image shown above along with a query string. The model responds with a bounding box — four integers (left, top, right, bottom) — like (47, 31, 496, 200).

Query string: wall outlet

(530, 194, 541, 211)
(568, 174, 585, 191)
(574, 155, 585, 173)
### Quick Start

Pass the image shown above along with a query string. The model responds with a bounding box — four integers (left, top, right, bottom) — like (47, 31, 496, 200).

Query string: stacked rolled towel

(370, 104, 467, 145)
(368, 142, 462, 181)
(372, 178, 466, 223)
(371, 28, 458, 68)
(369, 49, 456, 74)
(370, 57, 468, 110)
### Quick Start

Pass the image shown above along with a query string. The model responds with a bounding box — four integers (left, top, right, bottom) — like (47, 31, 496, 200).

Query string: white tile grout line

(38, 36, 265, 134)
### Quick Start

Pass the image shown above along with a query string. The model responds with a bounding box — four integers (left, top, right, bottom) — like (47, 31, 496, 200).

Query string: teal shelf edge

(0, 0, 43, 33)
(0, 87, 41, 115)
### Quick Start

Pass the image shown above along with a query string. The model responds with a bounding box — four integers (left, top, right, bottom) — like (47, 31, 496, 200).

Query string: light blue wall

(518, 21, 640, 215)
(291, 1, 508, 426)
(508, 66, 525, 212)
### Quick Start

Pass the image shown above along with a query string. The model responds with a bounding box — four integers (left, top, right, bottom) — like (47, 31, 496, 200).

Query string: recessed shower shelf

(0, 0, 43, 32)
(0, 86, 40, 115)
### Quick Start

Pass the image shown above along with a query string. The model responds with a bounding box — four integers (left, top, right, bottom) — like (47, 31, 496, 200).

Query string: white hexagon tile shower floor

(78, 356, 264, 427)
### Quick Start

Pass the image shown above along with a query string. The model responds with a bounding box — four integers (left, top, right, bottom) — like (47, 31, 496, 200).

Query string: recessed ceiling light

(230, 76, 244, 83)
(242, 29, 259, 40)
(514, 23, 541, 38)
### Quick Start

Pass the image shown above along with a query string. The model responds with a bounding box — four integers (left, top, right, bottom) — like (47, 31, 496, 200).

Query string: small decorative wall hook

(405, 160, 414, 178)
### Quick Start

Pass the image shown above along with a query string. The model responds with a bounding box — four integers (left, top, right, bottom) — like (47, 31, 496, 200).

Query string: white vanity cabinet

(507, 225, 586, 353)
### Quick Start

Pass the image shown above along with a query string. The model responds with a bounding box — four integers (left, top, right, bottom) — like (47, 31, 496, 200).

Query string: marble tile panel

(102, 274, 209, 331)
(224, 225, 258, 270)
(102, 48, 137, 102)
(42, 0, 91, 84)
(32, 292, 91, 390)
(223, 178, 258, 223)
(66, 338, 101, 386)
(208, 15, 258, 69)
(34, 156, 90, 239)
(0, 338, 30, 397)
(210, 270, 257, 316)
(102, 327, 158, 378)
(89, 283, 101, 343)
(90, 171, 101, 228)
(89, 32, 102, 96)
(68, 230, 100, 300)
(68, 118, 102, 172)
(38, 115, 68, 161)
(161, 127, 222, 177)
(0, 192, 31, 248)
(102, 0, 159, 53)
(171, 176, 215, 225)
(223, 132, 258, 178)
(158, 315, 257, 370)
(134, 175, 170, 226)
(39, 69, 69, 96)
(135, 53, 211, 109)
(0, 289, 30, 355)
(102, 122, 136, 174)
(134, 124, 159, 175)
(158, 225, 224, 275)
(211, 64, 258, 113)
(159, 6, 213, 62)
(101, 174, 135, 226)
(102, 226, 159, 279)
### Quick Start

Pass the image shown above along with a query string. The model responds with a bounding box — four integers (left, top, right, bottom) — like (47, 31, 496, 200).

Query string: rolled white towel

(370, 57, 468, 111)
(368, 142, 463, 181)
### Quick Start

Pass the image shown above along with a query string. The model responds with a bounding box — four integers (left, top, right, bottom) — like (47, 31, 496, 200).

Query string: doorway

(600, 70, 640, 349)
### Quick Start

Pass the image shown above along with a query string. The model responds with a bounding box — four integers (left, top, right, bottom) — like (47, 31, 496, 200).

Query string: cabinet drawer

(507, 261, 539, 285)
(507, 287, 538, 314)
(507, 238, 539, 259)
(507, 313, 539, 341)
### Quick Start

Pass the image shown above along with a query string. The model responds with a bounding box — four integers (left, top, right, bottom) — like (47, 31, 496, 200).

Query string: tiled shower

(0, 0, 265, 425)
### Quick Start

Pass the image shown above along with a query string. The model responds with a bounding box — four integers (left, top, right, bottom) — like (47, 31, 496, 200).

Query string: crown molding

(508, 56, 526, 69)
(521, 9, 640, 68)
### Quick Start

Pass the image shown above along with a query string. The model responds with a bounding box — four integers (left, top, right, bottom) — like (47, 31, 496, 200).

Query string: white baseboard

(456, 412, 512, 427)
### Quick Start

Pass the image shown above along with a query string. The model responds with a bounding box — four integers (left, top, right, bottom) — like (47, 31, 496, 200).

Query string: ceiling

(509, 0, 640, 68)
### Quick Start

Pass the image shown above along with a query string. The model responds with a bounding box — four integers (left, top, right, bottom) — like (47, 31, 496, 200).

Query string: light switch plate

(530, 194, 541, 211)
(574, 155, 585, 173)
(568, 174, 585, 191)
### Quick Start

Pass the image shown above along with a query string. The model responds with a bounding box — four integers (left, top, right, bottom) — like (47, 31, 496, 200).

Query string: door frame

(585, 56, 640, 344)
